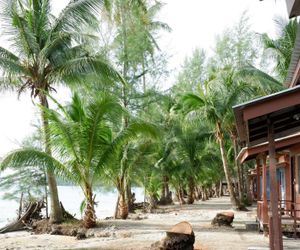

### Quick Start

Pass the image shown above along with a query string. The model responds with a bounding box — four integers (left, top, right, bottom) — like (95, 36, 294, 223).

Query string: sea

(0, 186, 144, 228)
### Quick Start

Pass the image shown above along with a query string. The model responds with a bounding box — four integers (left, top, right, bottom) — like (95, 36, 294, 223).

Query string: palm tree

(1, 93, 128, 228)
(100, 122, 159, 219)
(262, 18, 298, 81)
(0, 0, 123, 223)
(168, 119, 209, 204)
(181, 70, 245, 208)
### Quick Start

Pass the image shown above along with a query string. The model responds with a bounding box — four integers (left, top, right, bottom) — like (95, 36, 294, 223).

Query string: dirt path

(0, 196, 284, 250)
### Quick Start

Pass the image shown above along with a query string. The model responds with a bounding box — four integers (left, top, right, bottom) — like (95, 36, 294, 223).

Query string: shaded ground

(0, 196, 299, 250)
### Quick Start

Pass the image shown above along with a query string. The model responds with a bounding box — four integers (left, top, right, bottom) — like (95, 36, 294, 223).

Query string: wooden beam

(261, 154, 269, 226)
(267, 119, 283, 250)
(243, 91, 300, 121)
(286, 0, 300, 18)
(249, 126, 300, 147)
(238, 133, 300, 164)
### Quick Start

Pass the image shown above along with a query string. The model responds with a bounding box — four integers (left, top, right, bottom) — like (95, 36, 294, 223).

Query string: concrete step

(245, 222, 259, 231)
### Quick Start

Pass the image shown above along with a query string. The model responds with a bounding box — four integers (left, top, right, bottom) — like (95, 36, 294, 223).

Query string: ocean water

(0, 186, 144, 228)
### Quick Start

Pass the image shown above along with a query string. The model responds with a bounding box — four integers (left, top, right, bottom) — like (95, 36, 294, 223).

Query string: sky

(0, 0, 289, 157)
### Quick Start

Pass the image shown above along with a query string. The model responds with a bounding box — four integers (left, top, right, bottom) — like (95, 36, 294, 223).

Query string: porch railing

(257, 199, 300, 238)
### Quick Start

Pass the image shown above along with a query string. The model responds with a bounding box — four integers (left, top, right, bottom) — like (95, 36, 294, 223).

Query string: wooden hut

(233, 2, 300, 249)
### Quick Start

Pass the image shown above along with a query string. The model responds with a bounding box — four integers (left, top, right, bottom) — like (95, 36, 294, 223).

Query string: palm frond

(181, 93, 205, 112)
(0, 57, 27, 75)
(0, 47, 19, 61)
(95, 121, 159, 177)
(0, 148, 75, 182)
(238, 65, 283, 92)
(53, 55, 125, 85)
(53, 0, 104, 32)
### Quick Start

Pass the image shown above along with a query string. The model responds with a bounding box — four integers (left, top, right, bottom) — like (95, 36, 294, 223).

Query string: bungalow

(233, 2, 300, 250)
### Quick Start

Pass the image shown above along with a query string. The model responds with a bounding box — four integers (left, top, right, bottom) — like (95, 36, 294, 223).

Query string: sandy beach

(0, 196, 275, 250)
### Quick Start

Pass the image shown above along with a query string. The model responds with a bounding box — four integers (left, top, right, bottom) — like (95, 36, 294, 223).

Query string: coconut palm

(0, 0, 123, 223)
(181, 70, 246, 208)
(1, 93, 126, 228)
(100, 123, 159, 219)
(168, 119, 210, 204)
(262, 18, 298, 81)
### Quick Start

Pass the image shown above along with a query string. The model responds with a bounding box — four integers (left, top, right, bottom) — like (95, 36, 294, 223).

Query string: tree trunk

(219, 180, 223, 197)
(126, 181, 135, 213)
(83, 184, 96, 228)
(216, 122, 240, 209)
(205, 188, 210, 199)
(160, 175, 167, 201)
(43, 170, 49, 219)
(17, 192, 23, 220)
(213, 184, 218, 198)
(200, 186, 206, 201)
(159, 175, 172, 205)
(148, 194, 157, 212)
(187, 177, 195, 204)
(176, 185, 186, 205)
(194, 186, 201, 200)
(116, 191, 129, 219)
(232, 134, 243, 203)
(115, 177, 129, 219)
(39, 94, 63, 223)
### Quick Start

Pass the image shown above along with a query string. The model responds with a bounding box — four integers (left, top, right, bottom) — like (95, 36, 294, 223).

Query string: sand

(0, 196, 298, 250)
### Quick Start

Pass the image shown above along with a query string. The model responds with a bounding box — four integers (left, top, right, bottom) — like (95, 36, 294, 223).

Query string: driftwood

(0, 200, 77, 234)
(151, 221, 195, 250)
(0, 201, 44, 233)
(132, 202, 151, 210)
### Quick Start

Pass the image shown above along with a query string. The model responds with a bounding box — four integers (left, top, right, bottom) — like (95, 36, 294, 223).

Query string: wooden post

(267, 119, 283, 250)
(262, 154, 268, 226)
(256, 159, 261, 200)
(269, 215, 274, 250)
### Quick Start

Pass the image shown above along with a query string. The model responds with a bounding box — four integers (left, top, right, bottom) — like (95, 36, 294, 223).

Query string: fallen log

(132, 202, 151, 211)
(0, 200, 44, 233)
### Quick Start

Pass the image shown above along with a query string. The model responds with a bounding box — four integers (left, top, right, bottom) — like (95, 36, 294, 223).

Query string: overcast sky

(0, 0, 288, 157)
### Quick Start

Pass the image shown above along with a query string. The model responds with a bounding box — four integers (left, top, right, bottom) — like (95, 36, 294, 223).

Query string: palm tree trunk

(187, 177, 195, 204)
(39, 94, 63, 223)
(160, 175, 167, 200)
(216, 122, 240, 209)
(232, 134, 243, 203)
(43, 169, 49, 219)
(125, 181, 134, 213)
(176, 185, 186, 205)
(83, 183, 96, 228)
(195, 186, 201, 200)
(115, 177, 129, 219)
(200, 186, 205, 201)
(148, 194, 157, 212)
(219, 180, 223, 197)
(116, 191, 129, 219)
